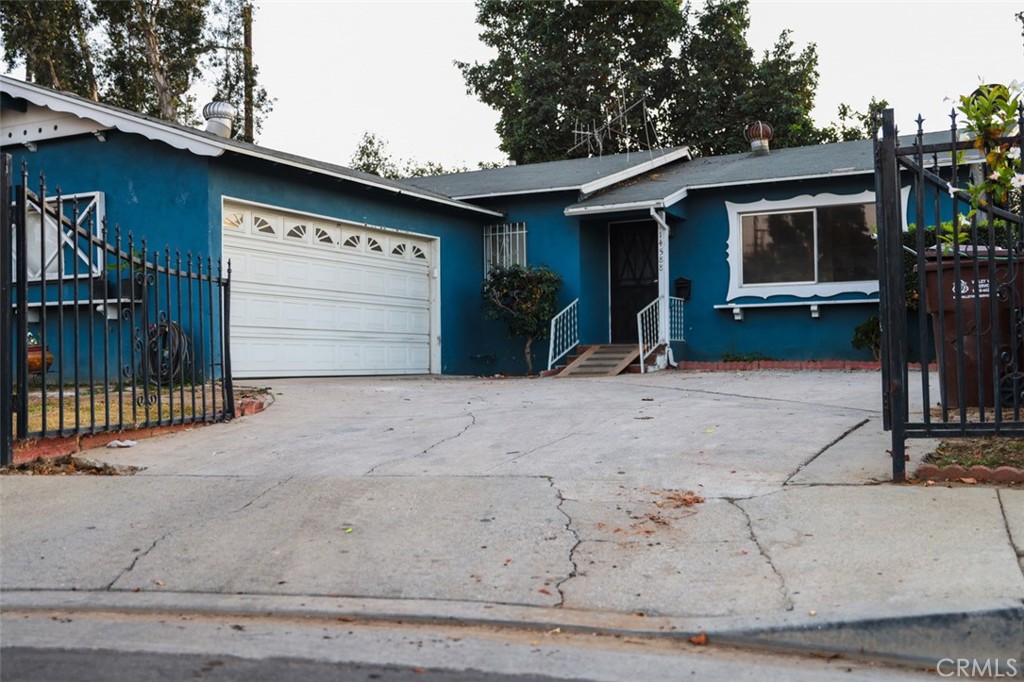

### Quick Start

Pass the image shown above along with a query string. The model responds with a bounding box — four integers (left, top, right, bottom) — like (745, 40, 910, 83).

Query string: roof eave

(578, 146, 691, 195)
(2, 75, 500, 218)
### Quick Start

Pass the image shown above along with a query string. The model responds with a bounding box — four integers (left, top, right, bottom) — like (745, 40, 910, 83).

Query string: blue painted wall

(667, 176, 882, 361)
(4, 132, 212, 257)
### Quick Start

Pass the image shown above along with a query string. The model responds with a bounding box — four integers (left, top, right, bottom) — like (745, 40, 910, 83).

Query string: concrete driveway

(3, 370, 1022, 666)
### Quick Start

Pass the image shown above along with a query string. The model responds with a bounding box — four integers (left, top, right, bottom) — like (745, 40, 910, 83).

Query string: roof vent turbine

(202, 101, 236, 139)
(744, 121, 773, 155)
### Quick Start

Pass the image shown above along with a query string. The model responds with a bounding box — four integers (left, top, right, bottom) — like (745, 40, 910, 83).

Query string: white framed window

(12, 191, 105, 281)
(724, 190, 905, 300)
(483, 222, 527, 275)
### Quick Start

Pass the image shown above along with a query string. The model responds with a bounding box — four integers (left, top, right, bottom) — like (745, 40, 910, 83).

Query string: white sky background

(249, 0, 1023, 169)
(4, 1, 1021, 167)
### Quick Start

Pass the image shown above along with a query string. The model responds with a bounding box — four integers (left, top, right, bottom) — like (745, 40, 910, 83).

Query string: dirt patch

(925, 438, 1024, 469)
(1, 454, 143, 476)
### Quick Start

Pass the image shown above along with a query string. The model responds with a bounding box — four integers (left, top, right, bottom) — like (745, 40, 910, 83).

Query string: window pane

(817, 204, 878, 282)
(741, 212, 814, 284)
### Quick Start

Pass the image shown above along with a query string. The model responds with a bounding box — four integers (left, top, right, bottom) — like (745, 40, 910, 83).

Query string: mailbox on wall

(674, 277, 691, 301)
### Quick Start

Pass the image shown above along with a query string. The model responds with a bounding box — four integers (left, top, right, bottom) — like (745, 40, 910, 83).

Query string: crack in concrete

(232, 476, 294, 513)
(484, 433, 577, 473)
(729, 498, 794, 613)
(549, 479, 581, 609)
(364, 412, 476, 476)
(783, 418, 872, 486)
(997, 489, 1024, 563)
(104, 531, 172, 591)
(606, 378, 880, 414)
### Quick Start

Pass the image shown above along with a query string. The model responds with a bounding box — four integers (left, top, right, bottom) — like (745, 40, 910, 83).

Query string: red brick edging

(675, 360, 883, 371)
(914, 463, 1024, 483)
(9, 394, 271, 465)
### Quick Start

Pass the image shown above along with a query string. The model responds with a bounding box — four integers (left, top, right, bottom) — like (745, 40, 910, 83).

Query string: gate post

(876, 109, 908, 481)
(1, 155, 11, 465)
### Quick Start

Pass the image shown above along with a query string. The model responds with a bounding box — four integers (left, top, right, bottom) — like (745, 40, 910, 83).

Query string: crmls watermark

(935, 659, 1021, 678)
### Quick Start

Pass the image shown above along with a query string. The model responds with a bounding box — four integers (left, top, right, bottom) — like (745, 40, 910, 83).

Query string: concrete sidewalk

(2, 370, 1022, 668)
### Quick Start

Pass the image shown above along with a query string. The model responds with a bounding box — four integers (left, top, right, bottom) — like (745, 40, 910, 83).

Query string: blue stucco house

(5, 75, 940, 378)
(408, 136, 907, 369)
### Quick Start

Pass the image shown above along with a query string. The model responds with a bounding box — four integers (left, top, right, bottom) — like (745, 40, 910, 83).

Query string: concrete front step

(557, 344, 647, 378)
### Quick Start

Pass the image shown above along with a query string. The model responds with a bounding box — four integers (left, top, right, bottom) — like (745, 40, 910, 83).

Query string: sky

(6, 1, 1023, 167)
(244, 0, 1023, 169)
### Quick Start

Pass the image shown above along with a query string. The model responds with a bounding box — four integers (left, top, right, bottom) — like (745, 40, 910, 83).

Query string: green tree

(457, 0, 683, 164)
(669, 1, 829, 155)
(348, 131, 472, 178)
(481, 265, 562, 375)
(0, 0, 272, 135)
(821, 97, 890, 143)
(350, 131, 401, 178)
(0, 1, 99, 99)
(459, 0, 834, 161)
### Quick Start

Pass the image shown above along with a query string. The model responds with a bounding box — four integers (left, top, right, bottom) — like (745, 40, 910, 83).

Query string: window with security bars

(483, 222, 527, 275)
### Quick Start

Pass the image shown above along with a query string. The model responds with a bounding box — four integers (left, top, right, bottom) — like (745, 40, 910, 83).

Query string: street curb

(716, 605, 1024, 668)
(4, 590, 1021, 668)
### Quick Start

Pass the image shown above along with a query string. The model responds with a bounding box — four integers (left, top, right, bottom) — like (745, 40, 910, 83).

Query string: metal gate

(875, 107, 1024, 481)
(2, 156, 234, 465)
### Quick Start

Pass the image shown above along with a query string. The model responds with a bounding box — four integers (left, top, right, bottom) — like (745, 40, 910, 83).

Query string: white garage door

(222, 202, 437, 378)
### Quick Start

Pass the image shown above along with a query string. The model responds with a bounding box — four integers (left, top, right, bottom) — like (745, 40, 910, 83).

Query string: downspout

(649, 206, 676, 367)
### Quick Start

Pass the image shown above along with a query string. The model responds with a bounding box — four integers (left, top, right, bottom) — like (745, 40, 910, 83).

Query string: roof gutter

(563, 188, 689, 217)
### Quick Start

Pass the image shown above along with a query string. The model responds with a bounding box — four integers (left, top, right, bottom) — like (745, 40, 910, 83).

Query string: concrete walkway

(2, 370, 1022, 668)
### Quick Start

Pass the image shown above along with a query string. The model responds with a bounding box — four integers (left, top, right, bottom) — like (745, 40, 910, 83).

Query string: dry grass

(14, 384, 224, 435)
(926, 438, 1024, 469)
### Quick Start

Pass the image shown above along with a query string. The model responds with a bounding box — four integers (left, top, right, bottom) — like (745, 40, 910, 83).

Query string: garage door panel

(224, 205, 436, 377)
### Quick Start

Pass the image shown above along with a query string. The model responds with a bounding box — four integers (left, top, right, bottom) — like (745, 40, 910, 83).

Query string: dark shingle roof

(567, 131, 958, 213)
(404, 147, 689, 199)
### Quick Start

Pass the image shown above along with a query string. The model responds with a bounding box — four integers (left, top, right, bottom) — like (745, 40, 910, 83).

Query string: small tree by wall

(481, 265, 562, 375)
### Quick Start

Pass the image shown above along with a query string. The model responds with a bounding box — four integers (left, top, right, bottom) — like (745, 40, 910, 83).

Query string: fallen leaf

(959, 477, 977, 485)
(538, 588, 552, 595)
(808, 610, 817, 616)
(153, 579, 164, 587)
(688, 632, 708, 646)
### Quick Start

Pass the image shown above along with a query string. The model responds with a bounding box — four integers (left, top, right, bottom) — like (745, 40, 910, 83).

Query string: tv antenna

(568, 95, 662, 157)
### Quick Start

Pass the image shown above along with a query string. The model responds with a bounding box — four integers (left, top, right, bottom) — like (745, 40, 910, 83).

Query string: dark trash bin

(923, 247, 1024, 408)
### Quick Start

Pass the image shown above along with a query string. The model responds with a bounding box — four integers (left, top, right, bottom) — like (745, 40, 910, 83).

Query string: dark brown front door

(609, 221, 658, 343)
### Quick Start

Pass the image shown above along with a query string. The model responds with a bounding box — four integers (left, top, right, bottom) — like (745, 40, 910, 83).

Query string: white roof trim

(2, 75, 223, 156)
(563, 188, 690, 217)
(1, 76, 501, 218)
(448, 147, 691, 201)
(565, 199, 662, 216)
(452, 185, 581, 200)
(578, 147, 690, 195)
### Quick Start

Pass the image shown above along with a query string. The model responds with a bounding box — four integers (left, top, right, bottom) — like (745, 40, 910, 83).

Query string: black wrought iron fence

(875, 107, 1024, 481)
(1, 156, 233, 465)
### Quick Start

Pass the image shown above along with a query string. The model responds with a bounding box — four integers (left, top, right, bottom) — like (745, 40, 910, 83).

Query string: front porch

(547, 211, 685, 377)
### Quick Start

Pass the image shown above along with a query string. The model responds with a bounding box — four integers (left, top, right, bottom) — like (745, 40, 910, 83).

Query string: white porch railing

(638, 296, 686, 373)
(547, 298, 579, 371)
(637, 297, 662, 374)
(669, 296, 685, 342)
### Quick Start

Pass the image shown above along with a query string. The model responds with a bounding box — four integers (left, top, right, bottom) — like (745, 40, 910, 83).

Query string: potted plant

(26, 331, 54, 374)
(922, 81, 1024, 408)
(102, 250, 147, 300)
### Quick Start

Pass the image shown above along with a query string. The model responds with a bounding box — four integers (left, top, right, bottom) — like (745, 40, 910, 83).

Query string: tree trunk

(73, 8, 100, 101)
(242, 1, 254, 142)
(524, 336, 533, 376)
(135, 0, 176, 121)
